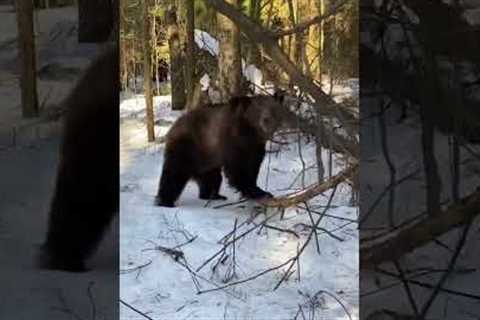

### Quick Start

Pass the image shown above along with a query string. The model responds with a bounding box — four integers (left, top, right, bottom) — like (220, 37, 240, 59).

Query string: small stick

(263, 224, 300, 238)
(197, 258, 295, 295)
(213, 198, 248, 209)
(120, 299, 155, 320)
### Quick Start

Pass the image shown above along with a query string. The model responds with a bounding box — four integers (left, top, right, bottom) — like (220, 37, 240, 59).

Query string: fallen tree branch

(203, 0, 358, 157)
(258, 163, 358, 208)
(361, 188, 480, 269)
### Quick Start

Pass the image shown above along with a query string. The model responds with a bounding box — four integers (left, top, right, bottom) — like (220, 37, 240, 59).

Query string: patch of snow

(119, 94, 359, 320)
(120, 94, 176, 121)
(244, 64, 264, 94)
(199, 74, 210, 91)
(194, 29, 219, 56)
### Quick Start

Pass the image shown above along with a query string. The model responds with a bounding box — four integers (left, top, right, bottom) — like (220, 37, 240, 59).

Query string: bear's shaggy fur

(38, 44, 119, 272)
(155, 94, 284, 207)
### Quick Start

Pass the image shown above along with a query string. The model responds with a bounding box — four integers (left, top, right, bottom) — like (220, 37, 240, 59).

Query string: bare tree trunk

(152, 12, 159, 96)
(315, 127, 324, 183)
(217, 0, 242, 102)
(246, 0, 261, 65)
(143, 0, 155, 142)
(15, 0, 39, 118)
(317, 0, 325, 83)
(132, 44, 137, 94)
(265, 0, 274, 27)
(378, 102, 397, 227)
(78, 0, 114, 42)
(166, 6, 186, 110)
(420, 107, 441, 216)
(121, 41, 128, 91)
(185, 0, 195, 110)
(293, 0, 306, 73)
(286, 0, 296, 91)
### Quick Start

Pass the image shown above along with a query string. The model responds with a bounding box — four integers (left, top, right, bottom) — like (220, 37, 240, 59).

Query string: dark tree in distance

(15, 0, 39, 118)
(166, 6, 186, 110)
(143, 0, 155, 142)
(185, 0, 195, 110)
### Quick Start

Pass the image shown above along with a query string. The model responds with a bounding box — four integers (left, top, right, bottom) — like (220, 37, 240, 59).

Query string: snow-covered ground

(119, 93, 359, 319)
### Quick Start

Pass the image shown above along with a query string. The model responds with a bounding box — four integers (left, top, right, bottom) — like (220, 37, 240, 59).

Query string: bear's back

(165, 105, 230, 158)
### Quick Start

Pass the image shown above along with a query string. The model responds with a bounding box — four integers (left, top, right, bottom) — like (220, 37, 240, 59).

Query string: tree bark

(78, 0, 114, 43)
(143, 0, 155, 142)
(217, 0, 242, 102)
(121, 40, 128, 91)
(185, 0, 195, 110)
(15, 0, 39, 118)
(152, 13, 160, 95)
(166, 7, 186, 110)
(286, 0, 296, 70)
(420, 105, 442, 217)
(293, 0, 307, 73)
(317, 0, 325, 82)
(246, 0, 261, 65)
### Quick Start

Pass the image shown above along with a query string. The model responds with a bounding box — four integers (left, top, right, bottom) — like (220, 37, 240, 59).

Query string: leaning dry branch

(361, 188, 480, 269)
(203, 0, 358, 157)
(258, 163, 358, 208)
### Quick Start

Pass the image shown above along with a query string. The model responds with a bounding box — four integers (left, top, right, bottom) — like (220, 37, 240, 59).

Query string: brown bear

(155, 94, 285, 207)
(37, 43, 119, 272)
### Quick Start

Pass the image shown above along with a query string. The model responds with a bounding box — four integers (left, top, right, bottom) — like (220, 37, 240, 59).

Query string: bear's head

(231, 93, 285, 140)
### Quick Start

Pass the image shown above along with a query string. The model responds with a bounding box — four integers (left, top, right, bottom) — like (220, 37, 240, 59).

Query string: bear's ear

(273, 91, 285, 104)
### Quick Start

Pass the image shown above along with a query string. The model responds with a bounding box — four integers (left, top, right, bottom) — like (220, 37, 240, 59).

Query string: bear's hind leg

(196, 168, 227, 201)
(155, 156, 191, 207)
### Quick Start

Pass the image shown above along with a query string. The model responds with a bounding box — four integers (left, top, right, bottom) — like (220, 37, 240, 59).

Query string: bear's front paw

(36, 247, 88, 272)
(246, 187, 273, 200)
(200, 193, 228, 201)
(154, 196, 175, 207)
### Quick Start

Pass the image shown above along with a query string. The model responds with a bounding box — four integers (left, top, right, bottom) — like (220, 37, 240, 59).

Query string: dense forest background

(119, 0, 358, 107)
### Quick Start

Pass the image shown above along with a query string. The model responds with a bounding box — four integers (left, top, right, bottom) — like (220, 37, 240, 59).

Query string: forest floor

(119, 86, 359, 320)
